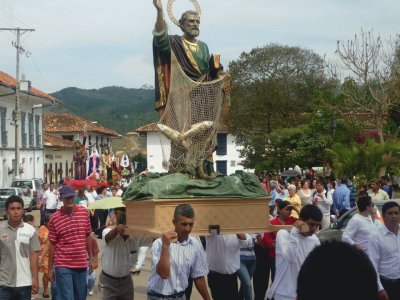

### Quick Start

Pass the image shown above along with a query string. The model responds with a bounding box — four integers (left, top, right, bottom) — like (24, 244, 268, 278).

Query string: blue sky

(0, 0, 399, 93)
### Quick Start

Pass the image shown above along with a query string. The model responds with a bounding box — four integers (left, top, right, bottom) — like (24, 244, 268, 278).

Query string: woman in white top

(297, 179, 312, 206)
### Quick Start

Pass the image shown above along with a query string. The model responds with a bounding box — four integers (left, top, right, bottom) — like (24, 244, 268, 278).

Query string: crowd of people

(0, 170, 399, 300)
(0, 180, 152, 300)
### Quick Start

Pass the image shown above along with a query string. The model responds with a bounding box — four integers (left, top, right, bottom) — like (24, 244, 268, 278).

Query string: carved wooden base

(125, 197, 291, 237)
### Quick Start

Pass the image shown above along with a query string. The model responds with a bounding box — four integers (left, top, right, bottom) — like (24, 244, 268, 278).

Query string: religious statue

(152, 0, 230, 179)
(87, 148, 100, 177)
(100, 148, 113, 181)
(73, 137, 87, 180)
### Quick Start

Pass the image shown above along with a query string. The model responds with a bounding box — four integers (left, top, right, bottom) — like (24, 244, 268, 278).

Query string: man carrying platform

(147, 204, 211, 300)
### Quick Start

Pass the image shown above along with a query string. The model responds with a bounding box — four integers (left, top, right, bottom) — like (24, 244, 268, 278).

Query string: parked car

(11, 178, 44, 210)
(317, 199, 400, 243)
(0, 187, 33, 220)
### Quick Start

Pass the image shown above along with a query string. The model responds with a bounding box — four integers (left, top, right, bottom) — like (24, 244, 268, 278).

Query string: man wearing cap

(47, 185, 93, 300)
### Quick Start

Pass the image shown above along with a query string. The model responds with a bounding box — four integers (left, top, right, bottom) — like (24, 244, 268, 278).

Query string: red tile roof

(44, 134, 76, 148)
(44, 113, 119, 137)
(0, 71, 60, 103)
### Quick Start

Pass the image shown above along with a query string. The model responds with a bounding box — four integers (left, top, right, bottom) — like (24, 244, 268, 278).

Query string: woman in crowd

(75, 188, 88, 207)
(297, 179, 312, 206)
(38, 213, 51, 298)
(284, 184, 302, 219)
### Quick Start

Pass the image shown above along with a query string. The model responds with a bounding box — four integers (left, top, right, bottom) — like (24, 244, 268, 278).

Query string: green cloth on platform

(123, 171, 266, 201)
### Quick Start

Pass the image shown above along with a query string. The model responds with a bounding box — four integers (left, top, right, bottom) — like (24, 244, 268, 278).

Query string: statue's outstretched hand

(153, 0, 163, 11)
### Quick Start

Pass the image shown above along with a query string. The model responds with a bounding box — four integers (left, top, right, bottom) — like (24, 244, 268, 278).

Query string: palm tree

(325, 139, 400, 181)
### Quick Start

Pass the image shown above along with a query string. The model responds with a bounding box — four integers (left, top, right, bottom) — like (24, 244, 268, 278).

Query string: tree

(325, 139, 400, 182)
(334, 30, 400, 143)
(227, 44, 327, 169)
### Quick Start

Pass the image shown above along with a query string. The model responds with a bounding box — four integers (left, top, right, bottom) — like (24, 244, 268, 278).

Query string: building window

(28, 113, 34, 147)
(216, 133, 227, 155)
(0, 107, 7, 147)
(21, 112, 27, 148)
(216, 160, 227, 175)
(35, 115, 41, 147)
(61, 135, 74, 141)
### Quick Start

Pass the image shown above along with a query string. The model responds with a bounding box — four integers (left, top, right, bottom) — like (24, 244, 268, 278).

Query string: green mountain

(50, 86, 159, 135)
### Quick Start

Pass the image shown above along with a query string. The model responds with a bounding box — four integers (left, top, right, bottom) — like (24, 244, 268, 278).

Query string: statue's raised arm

(153, 0, 166, 32)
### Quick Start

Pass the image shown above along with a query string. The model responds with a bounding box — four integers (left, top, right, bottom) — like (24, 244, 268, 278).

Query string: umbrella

(280, 169, 301, 177)
(88, 196, 125, 210)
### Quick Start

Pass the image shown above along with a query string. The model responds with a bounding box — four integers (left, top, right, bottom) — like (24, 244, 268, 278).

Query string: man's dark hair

(174, 204, 195, 221)
(357, 195, 372, 212)
(297, 241, 378, 300)
(299, 204, 323, 222)
(23, 214, 34, 223)
(97, 186, 107, 194)
(278, 200, 291, 210)
(115, 207, 126, 213)
(382, 201, 400, 216)
(315, 177, 326, 187)
(117, 211, 126, 225)
(381, 175, 389, 182)
(340, 176, 349, 184)
(5, 195, 24, 210)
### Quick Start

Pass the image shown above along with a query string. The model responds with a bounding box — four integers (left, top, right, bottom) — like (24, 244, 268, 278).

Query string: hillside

(50, 86, 159, 135)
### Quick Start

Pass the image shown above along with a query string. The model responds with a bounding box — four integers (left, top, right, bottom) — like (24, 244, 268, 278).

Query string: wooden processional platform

(125, 197, 292, 237)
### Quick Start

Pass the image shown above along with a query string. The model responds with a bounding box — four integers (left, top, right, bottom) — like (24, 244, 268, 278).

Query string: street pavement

(7, 209, 204, 300)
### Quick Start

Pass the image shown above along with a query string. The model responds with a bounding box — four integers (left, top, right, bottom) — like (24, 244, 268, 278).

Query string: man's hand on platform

(162, 231, 178, 246)
(236, 233, 246, 240)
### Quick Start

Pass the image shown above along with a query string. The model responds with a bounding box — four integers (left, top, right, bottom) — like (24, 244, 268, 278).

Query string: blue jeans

(87, 267, 96, 292)
(55, 267, 87, 300)
(0, 285, 32, 300)
(238, 257, 256, 300)
(51, 281, 57, 300)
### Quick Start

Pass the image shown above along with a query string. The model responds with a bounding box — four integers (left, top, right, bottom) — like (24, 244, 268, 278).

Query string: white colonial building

(44, 113, 119, 183)
(132, 122, 248, 175)
(0, 71, 59, 187)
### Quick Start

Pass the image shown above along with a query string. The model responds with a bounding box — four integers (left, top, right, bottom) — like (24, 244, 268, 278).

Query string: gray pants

(98, 272, 133, 300)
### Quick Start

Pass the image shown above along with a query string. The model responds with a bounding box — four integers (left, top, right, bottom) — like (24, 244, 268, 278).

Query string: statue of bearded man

(152, 0, 222, 116)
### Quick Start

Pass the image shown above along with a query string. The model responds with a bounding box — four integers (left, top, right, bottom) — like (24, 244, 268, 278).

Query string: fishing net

(158, 52, 229, 175)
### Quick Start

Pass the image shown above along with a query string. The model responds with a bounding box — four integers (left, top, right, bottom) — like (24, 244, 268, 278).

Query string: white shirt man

(85, 188, 98, 206)
(342, 195, 375, 252)
(368, 201, 400, 300)
(147, 204, 210, 300)
(266, 205, 322, 300)
(43, 185, 59, 211)
(205, 233, 250, 300)
(312, 179, 333, 230)
(99, 213, 152, 300)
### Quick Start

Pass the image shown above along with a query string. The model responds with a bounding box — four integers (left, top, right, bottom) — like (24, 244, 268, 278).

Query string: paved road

(5, 209, 204, 300)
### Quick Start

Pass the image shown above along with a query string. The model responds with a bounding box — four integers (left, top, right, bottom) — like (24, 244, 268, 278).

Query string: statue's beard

(184, 28, 199, 38)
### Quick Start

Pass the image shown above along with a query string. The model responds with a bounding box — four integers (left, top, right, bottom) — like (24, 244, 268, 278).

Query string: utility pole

(0, 27, 35, 178)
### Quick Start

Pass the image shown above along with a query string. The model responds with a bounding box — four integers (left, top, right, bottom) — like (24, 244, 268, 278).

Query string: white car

(0, 187, 33, 220)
